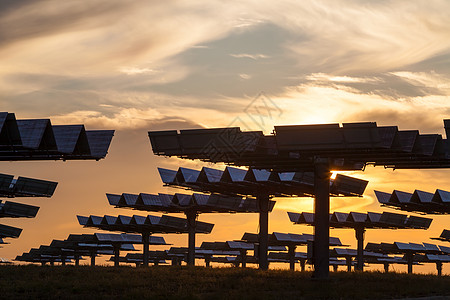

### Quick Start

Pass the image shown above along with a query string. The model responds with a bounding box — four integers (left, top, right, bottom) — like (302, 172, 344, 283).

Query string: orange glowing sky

(1, 0, 449, 274)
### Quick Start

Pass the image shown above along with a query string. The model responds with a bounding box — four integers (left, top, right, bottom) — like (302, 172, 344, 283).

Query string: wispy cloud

(230, 53, 270, 59)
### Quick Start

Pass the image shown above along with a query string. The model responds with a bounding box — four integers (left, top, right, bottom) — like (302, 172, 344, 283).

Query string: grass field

(0, 265, 449, 299)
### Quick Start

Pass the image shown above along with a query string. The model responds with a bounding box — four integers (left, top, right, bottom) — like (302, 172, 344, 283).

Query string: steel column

(186, 210, 197, 266)
(142, 232, 150, 267)
(258, 192, 270, 270)
(355, 226, 365, 271)
(313, 158, 330, 279)
(288, 245, 296, 271)
(113, 244, 120, 267)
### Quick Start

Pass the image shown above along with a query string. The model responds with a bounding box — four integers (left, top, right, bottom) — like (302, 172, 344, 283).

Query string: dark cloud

(0, 0, 134, 49)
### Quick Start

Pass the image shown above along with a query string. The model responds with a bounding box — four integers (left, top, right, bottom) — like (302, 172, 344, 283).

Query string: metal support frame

(313, 158, 330, 279)
(90, 250, 96, 266)
(240, 249, 247, 268)
(74, 254, 80, 266)
(61, 254, 66, 266)
(258, 192, 270, 270)
(113, 244, 120, 267)
(436, 262, 443, 276)
(384, 263, 389, 273)
(406, 252, 413, 274)
(288, 245, 296, 271)
(186, 210, 197, 266)
(345, 257, 352, 272)
(355, 226, 365, 271)
(142, 232, 150, 267)
(300, 259, 306, 272)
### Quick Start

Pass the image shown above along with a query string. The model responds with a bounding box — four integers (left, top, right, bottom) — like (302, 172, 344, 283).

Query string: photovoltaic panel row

(288, 211, 432, 229)
(77, 214, 214, 234)
(148, 120, 450, 171)
(158, 166, 368, 197)
(240, 232, 343, 247)
(366, 242, 450, 255)
(375, 190, 450, 214)
(432, 230, 450, 243)
(0, 223, 22, 238)
(0, 200, 39, 218)
(107, 192, 275, 213)
(0, 173, 57, 197)
(0, 112, 114, 160)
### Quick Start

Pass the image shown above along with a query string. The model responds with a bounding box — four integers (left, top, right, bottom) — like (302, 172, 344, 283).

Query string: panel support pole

(240, 249, 247, 268)
(346, 257, 352, 272)
(74, 253, 80, 266)
(355, 226, 365, 271)
(258, 192, 270, 270)
(186, 210, 197, 266)
(142, 232, 150, 267)
(436, 262, 443, 276)
(406, 252, 413, 274)
(313, 157, 331, 279)
(113, 244, 120, 267)
(288, 245, 296, 271)
(90, 250, 96, 266)
(384, 263, 389, 273)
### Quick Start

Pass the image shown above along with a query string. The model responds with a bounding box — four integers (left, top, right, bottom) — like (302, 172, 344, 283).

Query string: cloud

(230, 53, 270, 60)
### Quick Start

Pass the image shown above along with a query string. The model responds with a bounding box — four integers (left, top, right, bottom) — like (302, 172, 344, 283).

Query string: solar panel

(16, 119, 55, 150)
(404, 215, 432, 229)
(379, 212, 407, 226)
(411, 190, 434, 203)
(85, 130, 114, 157)
(13, 176, 58, 197)
(0, 223, 22, 238)
(0, 201, 39, 218)
(434, 189, 450, 203)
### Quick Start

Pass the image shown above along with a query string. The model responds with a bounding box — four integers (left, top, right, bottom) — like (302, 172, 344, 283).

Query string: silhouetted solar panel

(148, 120, 450, 171)
(0, 201, 39, 218)
(78, 214, 214, 234)
(158, 166, 367, 197)
(375, 189, 450, 214)
(0, 112, 114, 161)
(0, 173, 57, 197)
(0, 223, 22, 238)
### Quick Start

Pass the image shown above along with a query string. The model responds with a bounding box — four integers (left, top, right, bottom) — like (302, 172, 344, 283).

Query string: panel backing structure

(0, 173, 57, 244)
(289, 211, 432, 271)
(15, 233, 143, 266)
(375, 190, 450, 215)
(148, 119, 450, 278)
(1, 112, 114, 256)
(240, 231, 343, 271)
(366, 242, 450, 276)
(156, 165, 367, 270)
(107, 191, 272, 267)
(0, 112, 114, 161)
(78, 214, 213, 266)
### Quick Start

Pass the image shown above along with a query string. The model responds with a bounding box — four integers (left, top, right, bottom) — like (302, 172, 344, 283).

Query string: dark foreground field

(0, 265, 449, 300)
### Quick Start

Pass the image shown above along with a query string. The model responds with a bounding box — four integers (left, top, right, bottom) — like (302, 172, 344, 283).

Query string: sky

(1, 0, 450, 274)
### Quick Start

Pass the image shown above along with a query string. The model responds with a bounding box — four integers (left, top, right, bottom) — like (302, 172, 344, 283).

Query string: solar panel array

(375, 190, 450, 214)
(0, 173, 57, 197)
(365, 241, 450, 275)
(432, 229, 450, 243)
(107, 192, 270, 213)
(288, 211, 433, 229)
(0, 223, 22, 239)
(240, 232, 343, 247)
(0, 112, 114, 161)
(148, 120, 450, 171)
(0, 200, 39, 218)
(77, 214, 214, 234)
(158, 166, 368, 197)
(15, 233, 162, 266)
